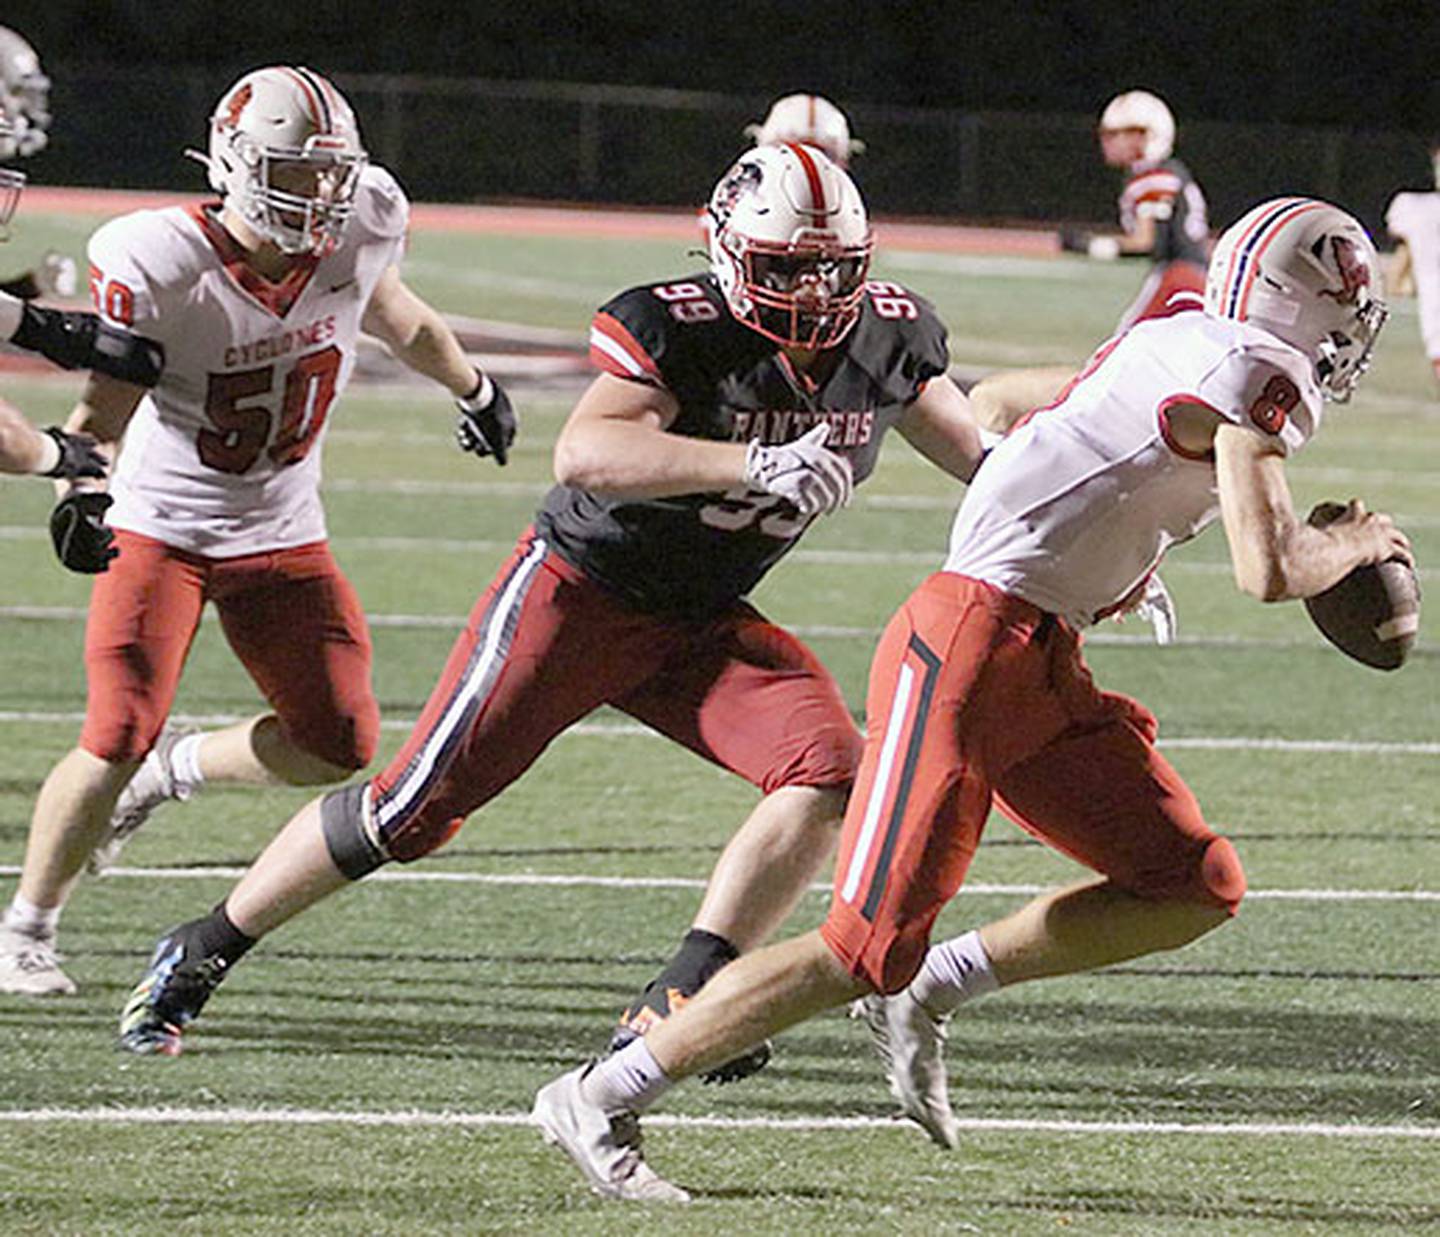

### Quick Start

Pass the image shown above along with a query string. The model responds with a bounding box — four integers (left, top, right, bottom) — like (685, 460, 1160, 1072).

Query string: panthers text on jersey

(87, 164, 408, 556)
(1386, 190, 1440, 361)
(945, 310, 1319, 628)
(1118, 157, 1210, 266)
(538, 273, 949, 617)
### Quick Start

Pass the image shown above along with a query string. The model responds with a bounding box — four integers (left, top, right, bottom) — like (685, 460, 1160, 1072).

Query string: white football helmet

(0, 26, 49, 159)
(744, 93, 864, 168)
(1098, 90, 1174, 165)
(707, 143, 873, 350)
(197, 66, 367, 256)
(1205, 197, 1388, 403)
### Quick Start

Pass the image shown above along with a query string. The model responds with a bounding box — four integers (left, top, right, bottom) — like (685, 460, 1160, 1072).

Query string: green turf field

(0, 207, 1437, 1234)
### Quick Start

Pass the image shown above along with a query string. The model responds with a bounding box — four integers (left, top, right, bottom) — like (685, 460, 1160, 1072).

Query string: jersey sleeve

(354, 163, 411, 252)
(86, 213, 166, 335)
(1193, 344, 1320, 455)
(587, 285, 674, 385)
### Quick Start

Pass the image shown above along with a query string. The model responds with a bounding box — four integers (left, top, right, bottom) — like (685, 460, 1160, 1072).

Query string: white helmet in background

(1205, 197, 1388, 403)
(198, 65, 367, 256)
(706, 142, 873, 350)
(1098, 90, 1174, 165)
(744, 94, 864, 168)
(0, 25, 49, 159)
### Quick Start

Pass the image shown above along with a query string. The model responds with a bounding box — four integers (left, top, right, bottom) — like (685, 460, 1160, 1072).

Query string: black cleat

(117, 922, 231, 1056)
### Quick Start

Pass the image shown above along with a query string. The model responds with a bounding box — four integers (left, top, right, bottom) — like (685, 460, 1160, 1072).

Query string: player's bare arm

(894, 373, 987, 481)
(553, 372, 749, 499)
(967, 366, 1074, 435)
(360, 263, 477, 397)
(56, 371, 146, 489)
(1216, 421, 1412, 601)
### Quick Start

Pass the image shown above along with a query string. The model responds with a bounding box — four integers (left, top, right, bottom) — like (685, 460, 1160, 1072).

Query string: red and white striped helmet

(1205, 197, 1388, 402)
(706, 142, 873, 350)
(200, 66, 367, 256)
(744, 94, 864, 168)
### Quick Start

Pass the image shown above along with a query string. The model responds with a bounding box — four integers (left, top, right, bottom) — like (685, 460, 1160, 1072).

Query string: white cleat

(855, 991, 960, 1149)
(532, 1063, 689, 1203)
(0, 924, 77, 996)
(91, 726, 195, 875)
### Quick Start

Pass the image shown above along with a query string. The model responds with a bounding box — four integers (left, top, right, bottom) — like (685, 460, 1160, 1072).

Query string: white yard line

(0, 1105, 1434, 1141)
(0, 864, 1431, 902)
(2, 709, 1437, 755)
(0, 605, 1418, 650)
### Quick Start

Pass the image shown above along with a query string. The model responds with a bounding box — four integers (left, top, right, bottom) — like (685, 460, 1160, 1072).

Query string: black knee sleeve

(320, 783, 388, 880)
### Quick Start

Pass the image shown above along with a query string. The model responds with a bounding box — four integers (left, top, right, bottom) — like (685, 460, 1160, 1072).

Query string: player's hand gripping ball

(1303, 501, 1420, 670)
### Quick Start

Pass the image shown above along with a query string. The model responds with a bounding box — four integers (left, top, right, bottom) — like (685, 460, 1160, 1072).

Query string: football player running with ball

(115, 142, 987, 1064)
(532, 198, 1411, 1202)
(0, 66, 515, 996)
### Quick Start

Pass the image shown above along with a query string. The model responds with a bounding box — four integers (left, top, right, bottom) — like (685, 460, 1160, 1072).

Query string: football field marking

(0, 864, 1431, 902)
(5, 709, 1440, 754)
(0, 1105, 1434, 1141)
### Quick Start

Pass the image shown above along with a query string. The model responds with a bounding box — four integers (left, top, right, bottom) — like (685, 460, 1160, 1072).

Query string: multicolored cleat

(117, 924, 228, 1056)
(610, 981, 772, 1085)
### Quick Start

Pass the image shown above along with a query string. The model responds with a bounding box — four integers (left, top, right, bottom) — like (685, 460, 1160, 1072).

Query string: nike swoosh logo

(327, 278, 356, 293)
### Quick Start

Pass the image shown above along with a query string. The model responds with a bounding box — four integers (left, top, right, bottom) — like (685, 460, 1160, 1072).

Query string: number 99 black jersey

(536, 273, 949, 618)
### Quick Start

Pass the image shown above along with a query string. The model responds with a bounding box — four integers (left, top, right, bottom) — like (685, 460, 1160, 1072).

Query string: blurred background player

(533, 197, 1407, 1201)
(0, 64, 516, 997)
(1060, 89, 1210, 330)
(1384, 134, 1440, 389)
(114, 142, 985, 1066)
(744, 92, 864, 168)
(0, 25, 75, 300)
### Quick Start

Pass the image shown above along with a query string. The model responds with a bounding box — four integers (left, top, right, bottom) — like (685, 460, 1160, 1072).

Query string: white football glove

(742, 422, 853, 517)
(1133, 573, 1178, 645)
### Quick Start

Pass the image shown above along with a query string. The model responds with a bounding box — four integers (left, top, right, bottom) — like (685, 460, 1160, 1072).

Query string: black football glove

(40, 427, 108, 481)
(49, 491, 118, 574)
(11, 303, 165, 387)
(1058, 225, 1092, 254)
(454, 375, 517, 467)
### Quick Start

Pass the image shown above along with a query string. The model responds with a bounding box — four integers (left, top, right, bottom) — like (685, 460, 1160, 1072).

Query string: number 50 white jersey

(945, 311, 1321, 629)
(89, 164, 408, 557)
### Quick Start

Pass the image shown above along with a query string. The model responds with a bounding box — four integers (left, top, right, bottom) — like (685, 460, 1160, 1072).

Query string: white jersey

(944, 312, 1320, 628)
(89, 165, 408, 556)
(1385, 190, 1440, 360)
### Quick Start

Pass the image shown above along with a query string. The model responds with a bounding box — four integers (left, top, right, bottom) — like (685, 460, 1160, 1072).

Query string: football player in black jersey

(1060, 90, 1211, 330)
(115, 142, 987, 1072)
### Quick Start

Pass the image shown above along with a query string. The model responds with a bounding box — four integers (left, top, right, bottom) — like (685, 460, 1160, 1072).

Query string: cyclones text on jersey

(223, 314, 337, 369)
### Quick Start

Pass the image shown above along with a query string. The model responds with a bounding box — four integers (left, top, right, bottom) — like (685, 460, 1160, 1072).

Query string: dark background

(8, 1, 1439, 229)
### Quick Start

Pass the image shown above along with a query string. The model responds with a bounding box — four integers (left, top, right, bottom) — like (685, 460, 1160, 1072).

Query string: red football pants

(823, 573, 1245, 992)
(80, 530, 378, 768)
(367, 530, 863, 861)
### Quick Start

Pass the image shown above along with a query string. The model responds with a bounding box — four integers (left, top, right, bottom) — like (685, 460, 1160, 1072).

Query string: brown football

(1302, 502, 1421, 671)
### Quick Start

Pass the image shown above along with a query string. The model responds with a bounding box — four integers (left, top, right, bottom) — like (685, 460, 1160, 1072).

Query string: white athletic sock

(910, 929, 1000, 1016)
(4, 893, 61, 938)
(580, 1038, 674, 1114)
(170, 733, 206, 793)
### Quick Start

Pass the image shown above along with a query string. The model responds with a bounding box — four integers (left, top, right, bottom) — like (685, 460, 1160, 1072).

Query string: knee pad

(1200, 835, 1246, 912)
(320, 783, 388, 880)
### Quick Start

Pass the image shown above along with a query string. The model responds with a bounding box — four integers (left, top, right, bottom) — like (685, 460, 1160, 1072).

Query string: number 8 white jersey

(944, 311, 1321, 628)
(89, 164, 408, 557)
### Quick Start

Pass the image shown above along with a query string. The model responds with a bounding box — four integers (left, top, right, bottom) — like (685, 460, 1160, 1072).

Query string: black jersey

(536, 273, 949, 618)
(1117, 157, 1210, 266)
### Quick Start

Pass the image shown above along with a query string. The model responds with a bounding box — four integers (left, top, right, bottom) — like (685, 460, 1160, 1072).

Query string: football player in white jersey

(0, 65, 516, 997)
(532, 198, 1411, 1200)
(1384, 135, 1440, 388)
